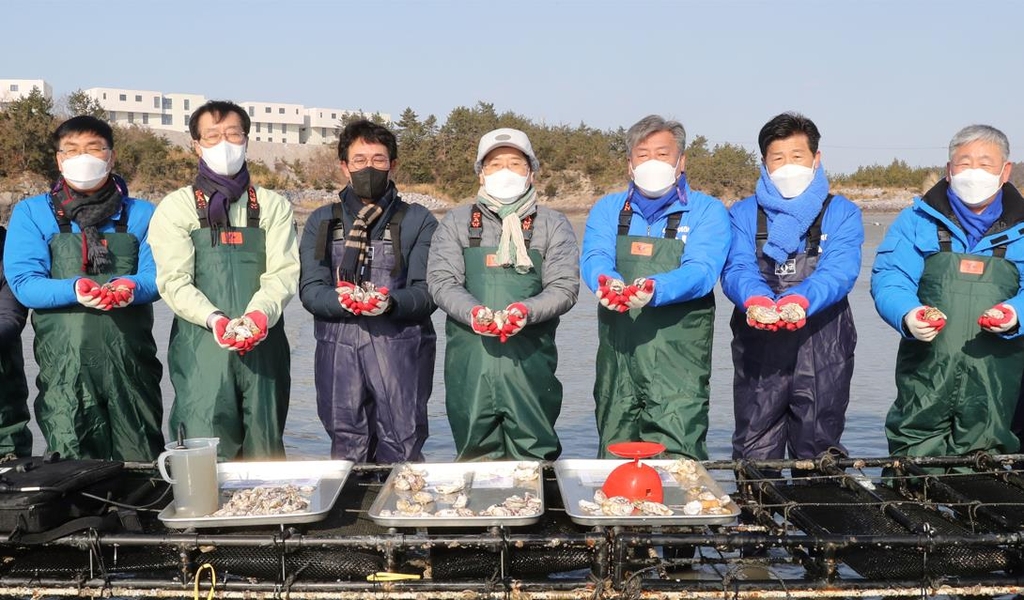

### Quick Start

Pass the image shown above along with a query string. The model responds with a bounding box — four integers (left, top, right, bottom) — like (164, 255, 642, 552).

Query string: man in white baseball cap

(428, 127, 579, 460)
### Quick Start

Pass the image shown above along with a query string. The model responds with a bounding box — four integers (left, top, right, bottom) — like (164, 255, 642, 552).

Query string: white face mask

(631, 158, 678, 197)
(61, 154, 111, 191)
(200, 140, 247, 176)
(950, 168, 1003, 206)
(483, 168, 530, 203)
(768, 163, 816, 198)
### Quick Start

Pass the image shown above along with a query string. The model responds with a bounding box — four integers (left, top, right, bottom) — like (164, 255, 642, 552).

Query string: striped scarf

(336, 186, 390, 283)
(475, 186, 537, 274)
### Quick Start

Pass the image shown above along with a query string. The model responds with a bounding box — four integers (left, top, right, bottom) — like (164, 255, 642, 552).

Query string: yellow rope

(193, 563, 216, 600)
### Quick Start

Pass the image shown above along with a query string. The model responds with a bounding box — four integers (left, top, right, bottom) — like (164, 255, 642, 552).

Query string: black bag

(0, 456, 124, 535)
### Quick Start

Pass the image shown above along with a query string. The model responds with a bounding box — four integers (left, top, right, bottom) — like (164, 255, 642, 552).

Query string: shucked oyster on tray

(371, 462, 545, 524)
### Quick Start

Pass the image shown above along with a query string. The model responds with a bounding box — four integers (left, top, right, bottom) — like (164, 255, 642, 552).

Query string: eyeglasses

(58, 146, 110, 159)
(347, 155, 391, 169)
(199, 130, 247, 145)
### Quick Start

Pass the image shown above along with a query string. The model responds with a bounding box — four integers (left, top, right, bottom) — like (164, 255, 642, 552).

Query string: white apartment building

(244, 101, 304, 144)
(3, 79, 389, 147)
(0, 78, 53, 106)
(83, 87, 206, 133)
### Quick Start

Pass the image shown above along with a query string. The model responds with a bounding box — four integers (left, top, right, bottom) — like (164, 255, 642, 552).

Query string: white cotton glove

(623, 278, 655, 310)
(207, 312, 235, 351)
(74, 278, 105, 309)
(979, 303, 1018, 334)
(904, 305, 946, 342)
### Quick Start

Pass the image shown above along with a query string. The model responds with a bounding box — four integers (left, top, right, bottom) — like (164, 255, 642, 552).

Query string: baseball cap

(475, 128, 540, 174)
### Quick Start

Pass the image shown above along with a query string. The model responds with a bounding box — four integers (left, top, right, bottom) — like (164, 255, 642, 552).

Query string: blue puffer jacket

(872, 181, 1024, 339)
(580, 182, 730, 306)
(722, 194, 863, 316)
(4, 193, 160, 309)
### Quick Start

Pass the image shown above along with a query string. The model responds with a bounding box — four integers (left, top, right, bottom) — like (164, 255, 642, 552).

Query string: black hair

(757, 112, 821, 157)
(52, 115, 114, 150)
(337, 119, 398, 162)
(188, 100, 251, 140)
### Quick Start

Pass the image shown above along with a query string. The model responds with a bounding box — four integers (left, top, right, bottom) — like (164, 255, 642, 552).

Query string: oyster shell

(746, 304, 780, 324)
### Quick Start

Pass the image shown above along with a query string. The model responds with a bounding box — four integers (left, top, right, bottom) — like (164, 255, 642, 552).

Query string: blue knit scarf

(947, 186, 1003, 250)
(755, 164, 830, 264)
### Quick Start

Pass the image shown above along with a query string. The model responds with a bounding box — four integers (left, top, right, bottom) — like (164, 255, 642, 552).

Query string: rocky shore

(0, 185, 915, 228)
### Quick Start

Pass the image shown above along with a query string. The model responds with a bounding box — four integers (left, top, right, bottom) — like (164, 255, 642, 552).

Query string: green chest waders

(167, 189, 290, 460)
(594, 207, 715, 459)
(886, 247, 1024, 458)
(444, 209, 562, 461)
(0, 336, 30, 457)
(32, 206, 163, 461)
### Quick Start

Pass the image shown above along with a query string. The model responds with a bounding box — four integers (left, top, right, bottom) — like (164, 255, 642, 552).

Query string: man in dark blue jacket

(0, 225, 31, 457)
(299, 120, 437, 463)
(722, 113, 862, 467)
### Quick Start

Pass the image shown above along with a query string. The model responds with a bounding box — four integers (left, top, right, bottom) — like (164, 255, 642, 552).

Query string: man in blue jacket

(299, 120, 437, 463)
(872, 124, 1024, 458)
(4, 116, 163, 461)
(580, 114, 730, 460)
(722, 113, 862, 468)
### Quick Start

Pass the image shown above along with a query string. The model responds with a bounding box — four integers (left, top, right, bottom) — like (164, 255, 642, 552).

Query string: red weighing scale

(601, 441, 666, 503)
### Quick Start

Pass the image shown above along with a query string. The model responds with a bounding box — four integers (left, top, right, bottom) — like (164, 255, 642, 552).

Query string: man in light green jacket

(149, 100, 299, 460)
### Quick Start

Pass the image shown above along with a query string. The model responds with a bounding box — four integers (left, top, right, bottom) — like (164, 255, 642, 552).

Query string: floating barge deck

(1, 454, 1023, 598)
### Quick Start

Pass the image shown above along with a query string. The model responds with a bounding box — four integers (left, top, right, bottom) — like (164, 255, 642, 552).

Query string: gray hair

(625, 115, 687, 156)
(948, 124, 1010, 162)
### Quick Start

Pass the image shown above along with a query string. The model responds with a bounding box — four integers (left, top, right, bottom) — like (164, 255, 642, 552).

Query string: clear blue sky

(4, 0, 1022, 174)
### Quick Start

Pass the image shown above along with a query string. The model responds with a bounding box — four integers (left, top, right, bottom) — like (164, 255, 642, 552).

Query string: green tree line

(4, 90, 1023, 203)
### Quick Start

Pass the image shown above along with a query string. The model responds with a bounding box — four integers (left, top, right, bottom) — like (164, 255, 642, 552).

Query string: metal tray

(554, 459, 740, 526)
(369, 461, 544, 527)
(158, 460, 353, 529)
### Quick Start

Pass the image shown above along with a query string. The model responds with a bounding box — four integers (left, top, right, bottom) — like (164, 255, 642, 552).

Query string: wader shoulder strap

(468, 205, 533, 249)
(756, 194, 834, 257)
(805, 194, 834, 257)
(312, 202, 344, 261)
(664, 212, 682, 240)
(469, 205, 484, 248)
(618, 198, 680, 239)
(617, 198, 633, 236)
(385, 203, 408, 276)
(246, 187, 260, 228)
(193, 187, 259, 229)
(934, 221, 1009, 258)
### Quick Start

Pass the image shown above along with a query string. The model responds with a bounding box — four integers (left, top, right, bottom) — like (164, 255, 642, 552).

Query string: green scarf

(475, 187, 537, 274)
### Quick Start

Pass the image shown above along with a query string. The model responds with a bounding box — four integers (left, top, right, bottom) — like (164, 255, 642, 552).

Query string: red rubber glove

(743, 296, 779, 331)
(500, 302, 528, 342)
(596, 274, 628, 313)
(979, 303, 1018, 333)
(103, 278, 136, 310)
(336, 282, 361, 315)
(471, 305, 500, 337)
(624, 278, 655, 310)
(236, 311, 268, 356)
(776, 294, 809, 331)
(360, 286, 391, 317)
(75, 278, 104, 309)
(916, 306, 947, 331)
